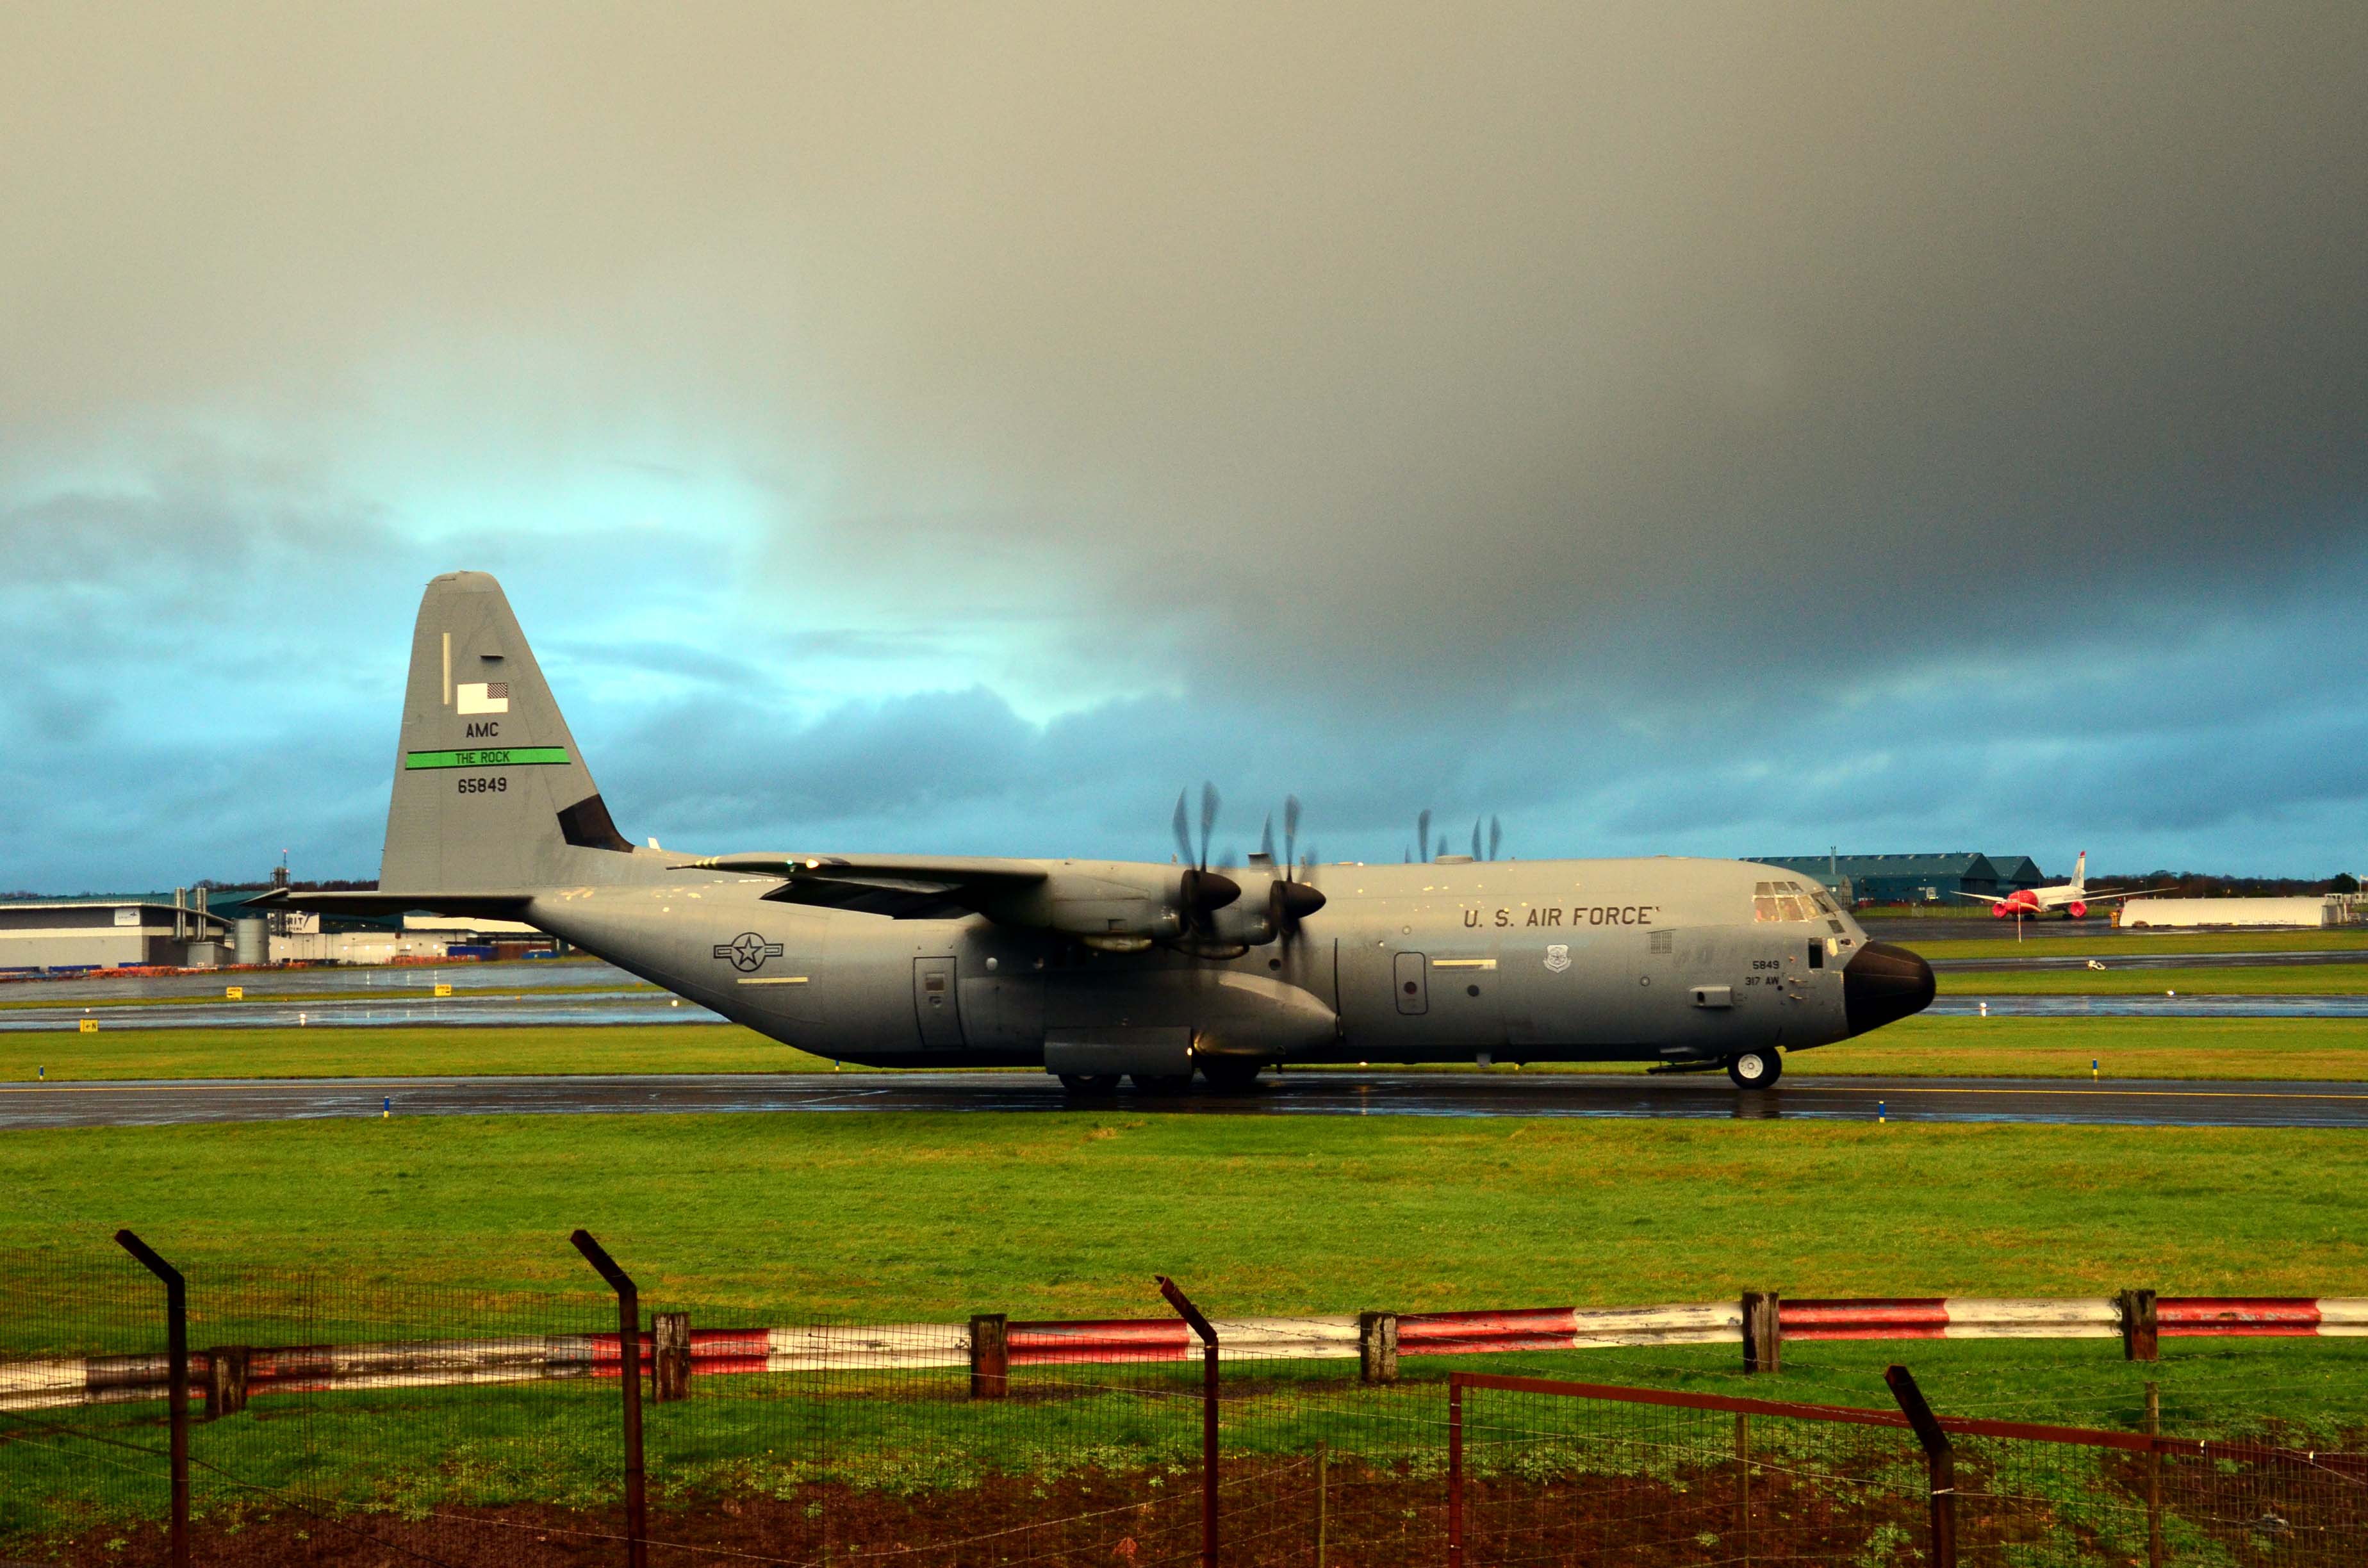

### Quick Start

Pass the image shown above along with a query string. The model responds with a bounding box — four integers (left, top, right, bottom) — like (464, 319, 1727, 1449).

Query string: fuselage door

(912, 956, 964, 1048)
(1394, 951, 1429, 1015)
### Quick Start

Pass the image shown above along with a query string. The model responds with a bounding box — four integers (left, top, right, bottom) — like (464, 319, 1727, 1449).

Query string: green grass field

(0, 1023, 832, 1081)
(8, 1111, 2364, 1541)
(9, 1015, 2368, 1082)
(5, 1113, 2360, 1322)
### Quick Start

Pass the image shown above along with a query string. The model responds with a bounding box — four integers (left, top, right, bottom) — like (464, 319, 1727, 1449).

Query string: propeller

(1471, 818, 1483, 860)
(1489, 815, 1503, 862)
(1171, 784, 1240, 930)
(1266, 793, 1325, 944)
(1418, 808, 1433, 864)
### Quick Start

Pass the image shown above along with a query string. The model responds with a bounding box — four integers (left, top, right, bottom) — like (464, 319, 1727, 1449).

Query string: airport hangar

(0, 890, 551, 975)
(0, 895, 236, 973)
(1754, 853, 2045, 905)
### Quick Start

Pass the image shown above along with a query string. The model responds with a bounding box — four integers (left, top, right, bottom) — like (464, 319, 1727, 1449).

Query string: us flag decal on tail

(457, 682, 509, 715)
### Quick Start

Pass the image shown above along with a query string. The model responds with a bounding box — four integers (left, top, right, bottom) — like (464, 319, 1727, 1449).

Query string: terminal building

(1752, 853, 2048, 906)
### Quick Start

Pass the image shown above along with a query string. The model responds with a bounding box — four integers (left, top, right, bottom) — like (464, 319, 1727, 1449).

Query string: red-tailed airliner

(1953, 852, 2167, 920)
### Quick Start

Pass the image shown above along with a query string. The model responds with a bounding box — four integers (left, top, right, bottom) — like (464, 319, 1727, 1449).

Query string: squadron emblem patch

(716, 932, 785, 972)
(1543, 943, 1570, 974)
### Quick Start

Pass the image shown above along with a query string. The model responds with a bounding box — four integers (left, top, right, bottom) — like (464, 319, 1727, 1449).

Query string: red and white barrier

(1399, 1303, 1741, 1355)
(6, 1296, 2362, 1411)
(2161, 1298, 2368, 1337)
(1782, 1298, 2122, 1341)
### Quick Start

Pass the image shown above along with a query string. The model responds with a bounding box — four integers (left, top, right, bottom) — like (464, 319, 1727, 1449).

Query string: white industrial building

(2119, 896, 2345, 929)
(0, 899, 233, 972)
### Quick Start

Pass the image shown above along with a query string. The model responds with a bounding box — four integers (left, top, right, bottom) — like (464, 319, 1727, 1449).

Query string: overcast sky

(5, 3, 2365, 892)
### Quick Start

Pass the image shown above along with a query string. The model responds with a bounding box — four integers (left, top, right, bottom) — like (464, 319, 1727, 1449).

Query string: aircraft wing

(672, 854, 1049, 921)
(1947, 890, 2007, 904)
(2067, 885, 2175, 903)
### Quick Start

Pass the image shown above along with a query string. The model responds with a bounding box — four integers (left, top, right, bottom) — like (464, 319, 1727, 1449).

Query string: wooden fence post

(1358, 1311, 1398, 1384)
(1742, 1291, 1782, 1373)
(652, 1312, 690, 1403)
(202, 1346, 250, 1419)
(969, 1314, 1008, 1399)
(2121, 1289, 2158, 1362)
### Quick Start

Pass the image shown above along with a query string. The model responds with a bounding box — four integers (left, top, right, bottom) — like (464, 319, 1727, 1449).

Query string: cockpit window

(1754, 881, 1837, 922)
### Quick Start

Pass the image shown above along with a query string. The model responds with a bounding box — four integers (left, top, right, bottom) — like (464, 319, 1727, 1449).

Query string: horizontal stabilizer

(247, 888, 537, 919)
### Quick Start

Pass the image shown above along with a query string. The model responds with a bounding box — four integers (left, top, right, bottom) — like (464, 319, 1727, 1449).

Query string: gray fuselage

(527, 855, 1905, 1070)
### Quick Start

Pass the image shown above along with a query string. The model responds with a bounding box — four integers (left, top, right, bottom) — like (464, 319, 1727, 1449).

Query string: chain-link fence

(4, 1236, 2362, 1567)
(1448, 1371, 2367, 1567)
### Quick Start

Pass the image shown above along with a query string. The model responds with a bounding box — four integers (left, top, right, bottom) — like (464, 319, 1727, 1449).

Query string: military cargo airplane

(1952, 851, 2167, 920)
(262, 573, 1935, 1092)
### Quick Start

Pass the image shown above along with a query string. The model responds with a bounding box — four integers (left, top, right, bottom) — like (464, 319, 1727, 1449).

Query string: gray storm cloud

(3, 3, 2365, 885)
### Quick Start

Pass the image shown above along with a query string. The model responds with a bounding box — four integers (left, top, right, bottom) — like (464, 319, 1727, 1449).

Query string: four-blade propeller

(1171, 783, 1242, 933)
(1160, 788, 1506, 953)
(1169, 783, 1325, 953)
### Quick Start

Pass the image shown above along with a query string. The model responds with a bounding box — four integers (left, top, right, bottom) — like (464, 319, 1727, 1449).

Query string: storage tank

(234, 917, 268, 965)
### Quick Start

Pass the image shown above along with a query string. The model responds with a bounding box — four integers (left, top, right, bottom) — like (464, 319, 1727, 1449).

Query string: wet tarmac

(0, 991, 715, 1031)
(3, 1069, 2362, 1131)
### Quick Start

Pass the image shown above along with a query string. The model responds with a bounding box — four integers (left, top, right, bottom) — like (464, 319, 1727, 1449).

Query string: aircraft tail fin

(379, 571, 644, 895)
(2072, 849, 2087, 892)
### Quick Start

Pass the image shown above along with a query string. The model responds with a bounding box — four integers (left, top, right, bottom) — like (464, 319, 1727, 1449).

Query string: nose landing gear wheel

(1057, 1074, 1122, 1097)
(1727, 1049, 1782, 1089)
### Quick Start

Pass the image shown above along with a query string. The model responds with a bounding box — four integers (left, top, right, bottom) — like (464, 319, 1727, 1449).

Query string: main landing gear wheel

(1727, 1049, 1782, 1090)
(1197, 1059, 1265, 1093)
(1057, 1074, 1122, 1097)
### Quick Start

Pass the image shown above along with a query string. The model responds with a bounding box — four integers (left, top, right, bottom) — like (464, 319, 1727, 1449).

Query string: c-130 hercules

(266, 573, 1936, 1092)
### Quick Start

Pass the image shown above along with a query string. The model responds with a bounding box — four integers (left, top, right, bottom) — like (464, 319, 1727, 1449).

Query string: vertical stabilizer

(2071, 849, 2086, 894)
(379, 572, 639, 894)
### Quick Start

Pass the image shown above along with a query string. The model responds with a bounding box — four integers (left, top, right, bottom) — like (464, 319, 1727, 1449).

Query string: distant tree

(2333, 874, 2360, 894)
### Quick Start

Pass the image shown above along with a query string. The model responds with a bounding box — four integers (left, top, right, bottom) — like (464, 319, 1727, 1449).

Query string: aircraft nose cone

(1843, 941, 1936, 1037)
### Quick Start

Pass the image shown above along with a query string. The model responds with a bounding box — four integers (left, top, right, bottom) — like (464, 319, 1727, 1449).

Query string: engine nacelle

(1992, 902, 2012, 918)
(2066, 901, 2087, 919)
